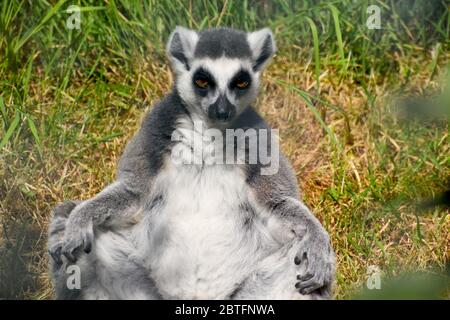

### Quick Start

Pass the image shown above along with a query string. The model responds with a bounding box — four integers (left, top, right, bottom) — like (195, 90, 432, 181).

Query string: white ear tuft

(247, 28, 276, 71)
(166, 26, 199, 72)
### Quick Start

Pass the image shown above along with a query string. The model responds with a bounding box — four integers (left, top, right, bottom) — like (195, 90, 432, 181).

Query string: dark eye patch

(193, 67, 216, 96)
(229, 69, 252, 91)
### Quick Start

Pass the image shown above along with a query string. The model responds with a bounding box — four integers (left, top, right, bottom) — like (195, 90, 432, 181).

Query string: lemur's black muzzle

(208, 95, 236, 122)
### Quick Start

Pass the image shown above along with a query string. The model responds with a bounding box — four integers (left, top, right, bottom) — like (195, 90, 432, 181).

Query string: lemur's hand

(294, 227, 335, 296)
(49, 203, 95, 263)
(48, 201, 79, 265)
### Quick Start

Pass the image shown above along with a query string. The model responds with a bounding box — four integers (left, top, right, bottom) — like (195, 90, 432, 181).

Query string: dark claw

(301, 283, 322, 295)
(55, 246, 62, 263)
(298, 277, 323, 295)
(297, 273, 313, 281)
(295, 251, 307, 265)
(63, 250, 77, 263)
(49, 247, 62, 265)
(84, 241, 92, 254)
(83, 231, 94, 254)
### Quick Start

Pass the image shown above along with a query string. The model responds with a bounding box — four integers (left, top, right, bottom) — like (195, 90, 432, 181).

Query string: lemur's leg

(231, 191, 334, 300)
(232, 241, 331, 300)
(81, 230, 161, 300)
(48, 201, 161, 300)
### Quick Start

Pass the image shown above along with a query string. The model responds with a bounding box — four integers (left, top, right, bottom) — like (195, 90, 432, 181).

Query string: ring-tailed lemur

(48, 27, 335, 300)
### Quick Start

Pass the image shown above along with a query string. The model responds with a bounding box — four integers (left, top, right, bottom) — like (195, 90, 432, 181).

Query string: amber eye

(236, 81, 249, 89)
(195, 79, 209, 89)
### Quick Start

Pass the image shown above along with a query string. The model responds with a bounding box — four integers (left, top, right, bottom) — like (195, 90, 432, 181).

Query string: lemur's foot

(294, 232, 335, 296)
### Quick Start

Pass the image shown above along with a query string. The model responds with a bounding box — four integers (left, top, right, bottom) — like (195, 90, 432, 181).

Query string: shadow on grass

(0, 217, 41, 299)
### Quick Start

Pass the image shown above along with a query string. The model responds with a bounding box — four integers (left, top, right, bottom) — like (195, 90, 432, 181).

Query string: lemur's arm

(248, 154, 335, 296)
(50, 99, 181, 262)
(56, 154, 144, 262)
(56, 181, 140, 262)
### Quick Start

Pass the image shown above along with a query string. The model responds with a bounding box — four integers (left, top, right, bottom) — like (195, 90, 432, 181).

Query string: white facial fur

(176, 57, 260, 123)
(166, 27, 276, 126)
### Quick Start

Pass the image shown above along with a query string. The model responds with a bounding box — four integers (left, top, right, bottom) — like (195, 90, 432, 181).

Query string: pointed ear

(166, 26, 199, 73)
(247, 28, 276, 72)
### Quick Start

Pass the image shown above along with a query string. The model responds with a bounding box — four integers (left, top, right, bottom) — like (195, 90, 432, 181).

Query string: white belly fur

(131, 159, 289, 299)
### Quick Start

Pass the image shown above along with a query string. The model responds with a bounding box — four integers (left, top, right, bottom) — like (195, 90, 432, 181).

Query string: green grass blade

(0, 97, 6, 127)
(27, 116, 42, 157)
(305, 16, 320, 93)
(13, 0, 66, 53)
(0, 111, 20, 149)
(328, 4, 345, 61)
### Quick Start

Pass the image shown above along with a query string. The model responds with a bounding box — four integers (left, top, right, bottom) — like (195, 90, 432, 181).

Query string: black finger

(300, 282, 322, 295)
(63, 250, 77, 263)
(84, 238, 92, 254)
(298, 276, 323, 294)
(49, 247, 62, 265)
(295, 251, 308, 265)
(297, 273, 313, 281)
(84, 243, 91, 254)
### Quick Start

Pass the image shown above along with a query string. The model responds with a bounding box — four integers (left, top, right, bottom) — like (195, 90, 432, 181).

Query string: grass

(0, 0, 449, 299)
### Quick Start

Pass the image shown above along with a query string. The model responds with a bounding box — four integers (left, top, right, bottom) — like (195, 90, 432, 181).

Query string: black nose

(208, 95, 236, 122)
(216, 106, 231, 121)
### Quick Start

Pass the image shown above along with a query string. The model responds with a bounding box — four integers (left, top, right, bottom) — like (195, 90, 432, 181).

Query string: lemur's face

(167, 27, 276, 125)
(187, 57, 256, 123)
